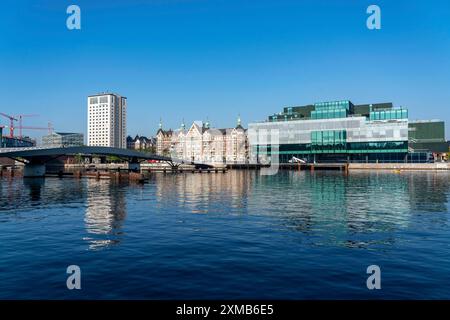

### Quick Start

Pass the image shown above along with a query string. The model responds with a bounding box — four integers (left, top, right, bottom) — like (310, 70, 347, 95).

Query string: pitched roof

(156, 128, 173, 136)
(128, 135, 155, 143)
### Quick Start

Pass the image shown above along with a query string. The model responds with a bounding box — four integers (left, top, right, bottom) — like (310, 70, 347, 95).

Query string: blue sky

(1, 0, 449, 140)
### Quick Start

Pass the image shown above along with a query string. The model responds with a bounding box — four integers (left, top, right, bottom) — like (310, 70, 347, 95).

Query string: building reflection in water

(2, 169, 448, 251)
(407, 172, 450, 213)
(246, 170, 450, 249)
(1, 176, 85, 212)
(154, 171, 253, 215)
(84, 179, 126, 250)
(152, 171, 449, 244)
(23, 178, 45, 203)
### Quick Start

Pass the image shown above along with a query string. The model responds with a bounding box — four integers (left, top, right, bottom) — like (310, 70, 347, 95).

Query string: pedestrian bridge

(0, 146, 211, 176)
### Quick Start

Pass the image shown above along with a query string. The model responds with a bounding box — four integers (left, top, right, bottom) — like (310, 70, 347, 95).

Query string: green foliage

(74, 153, 83, 164)
(106, 155, 122, 163)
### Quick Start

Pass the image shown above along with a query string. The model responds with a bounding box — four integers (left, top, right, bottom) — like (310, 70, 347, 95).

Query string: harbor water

(0, 170, 449, 299)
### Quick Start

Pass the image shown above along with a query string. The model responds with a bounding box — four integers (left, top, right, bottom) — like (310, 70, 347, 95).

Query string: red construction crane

(20, 122, 54, 136)
(0, 112, 18, 138)
(16, 114, 40, 138)
(1, 113, 54, 139)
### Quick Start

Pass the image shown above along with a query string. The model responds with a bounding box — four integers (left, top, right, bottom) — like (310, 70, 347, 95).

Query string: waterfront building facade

(126, 135, 155, 151)
(0, 135, 35, 148)
(183, 121, 205, 162)
(156, 118, 248, 164)
(42, 132, 84, 148)
(248, 100, 446, 163)
(225, 118, 247, 163)
(156, 120, 173, 156)
(408, 120, 448, 156)
(87, 93, 127, 148)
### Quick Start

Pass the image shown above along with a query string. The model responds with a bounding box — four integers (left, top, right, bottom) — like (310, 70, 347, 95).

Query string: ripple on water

(0, 170, 449, 299)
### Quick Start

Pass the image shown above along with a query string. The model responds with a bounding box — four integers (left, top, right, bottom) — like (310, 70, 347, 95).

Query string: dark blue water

(1, 170, 449, 299)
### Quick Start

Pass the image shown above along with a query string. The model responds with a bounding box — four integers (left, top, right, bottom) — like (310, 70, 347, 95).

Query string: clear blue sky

(1, 0, 449, 140)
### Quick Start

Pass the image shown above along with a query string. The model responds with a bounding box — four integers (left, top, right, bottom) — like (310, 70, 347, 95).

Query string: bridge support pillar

(23, 163, 46, 178)
(128, 158, 141, 172)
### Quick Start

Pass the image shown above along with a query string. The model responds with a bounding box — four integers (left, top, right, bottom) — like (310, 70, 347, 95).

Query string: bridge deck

(0, 146, 169, 161)
(0, 146, 213, 169)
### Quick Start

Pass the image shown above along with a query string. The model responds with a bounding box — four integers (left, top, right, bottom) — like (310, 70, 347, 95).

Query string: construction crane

(0, 112, 18, 138)
(1, 113, 54, 139)
(17, 114, 40, 138)
(20, 122, 54, 136)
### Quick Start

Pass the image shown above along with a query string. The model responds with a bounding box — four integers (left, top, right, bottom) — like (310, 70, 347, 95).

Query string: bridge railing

(0, 146, 50, 153)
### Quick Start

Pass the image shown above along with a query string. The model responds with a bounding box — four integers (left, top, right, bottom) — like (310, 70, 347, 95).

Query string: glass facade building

(249, 100, 446, 163)
(42, 132, 84, 148)
(408, 120, 448, 153)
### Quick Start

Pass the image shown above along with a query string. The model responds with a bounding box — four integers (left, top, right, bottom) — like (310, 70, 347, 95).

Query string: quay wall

(2, 162, 449, 174)
(348, 163, 450, 170)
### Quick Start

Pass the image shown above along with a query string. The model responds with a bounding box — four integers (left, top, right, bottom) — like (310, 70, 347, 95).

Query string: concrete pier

(348, 163, 450, 170)
(23, 163, 46, 177)
(127, 162, 141, 172)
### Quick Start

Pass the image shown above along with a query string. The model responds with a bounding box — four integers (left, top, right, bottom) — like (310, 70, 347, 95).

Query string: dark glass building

(408, 120, 448, 152)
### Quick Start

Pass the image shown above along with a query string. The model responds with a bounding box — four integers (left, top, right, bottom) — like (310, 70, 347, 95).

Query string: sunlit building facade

(42, 132, 84, 148)
(87, 93, 127, 148)
(156, 118, 248, 164)
(155, 120, 173, 156)
(249, 100, 446, 163)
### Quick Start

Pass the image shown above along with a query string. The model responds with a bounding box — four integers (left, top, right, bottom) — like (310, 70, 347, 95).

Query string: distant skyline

(1, 0, 449, 140)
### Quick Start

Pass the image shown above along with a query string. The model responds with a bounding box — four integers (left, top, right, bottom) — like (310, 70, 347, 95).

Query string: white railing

(0, 146, 51, 153)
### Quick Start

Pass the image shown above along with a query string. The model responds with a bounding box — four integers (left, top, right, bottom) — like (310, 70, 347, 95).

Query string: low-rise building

(225, 117, 247, 163)
(156, 121, 173, 156)
(1, 127, 36, 148)
(408, 120, 448, 161)
(42, 132, 84, 148)
(156, 117, 248, 164)
(126, 135, 155, 151)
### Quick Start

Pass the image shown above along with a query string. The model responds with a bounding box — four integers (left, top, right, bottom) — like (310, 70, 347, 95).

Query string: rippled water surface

(1, 170, 449, 299)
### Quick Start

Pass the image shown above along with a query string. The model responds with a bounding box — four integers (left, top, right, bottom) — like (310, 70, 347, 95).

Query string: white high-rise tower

(87, 93, 127, 148)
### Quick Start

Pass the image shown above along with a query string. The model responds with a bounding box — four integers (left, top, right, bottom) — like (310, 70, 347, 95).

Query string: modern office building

(248, 100, 446, 163)
(42, 132, 84, 148)
(87, 93, 127, 148)
(1, 127, 35, 148)
(408, 120, 448, 162)
(408, 120, 447, 151)
(0, 136, 35, 148)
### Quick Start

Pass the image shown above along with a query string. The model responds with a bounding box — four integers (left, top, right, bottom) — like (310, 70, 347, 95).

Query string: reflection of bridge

(0, 146, 211, 177)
